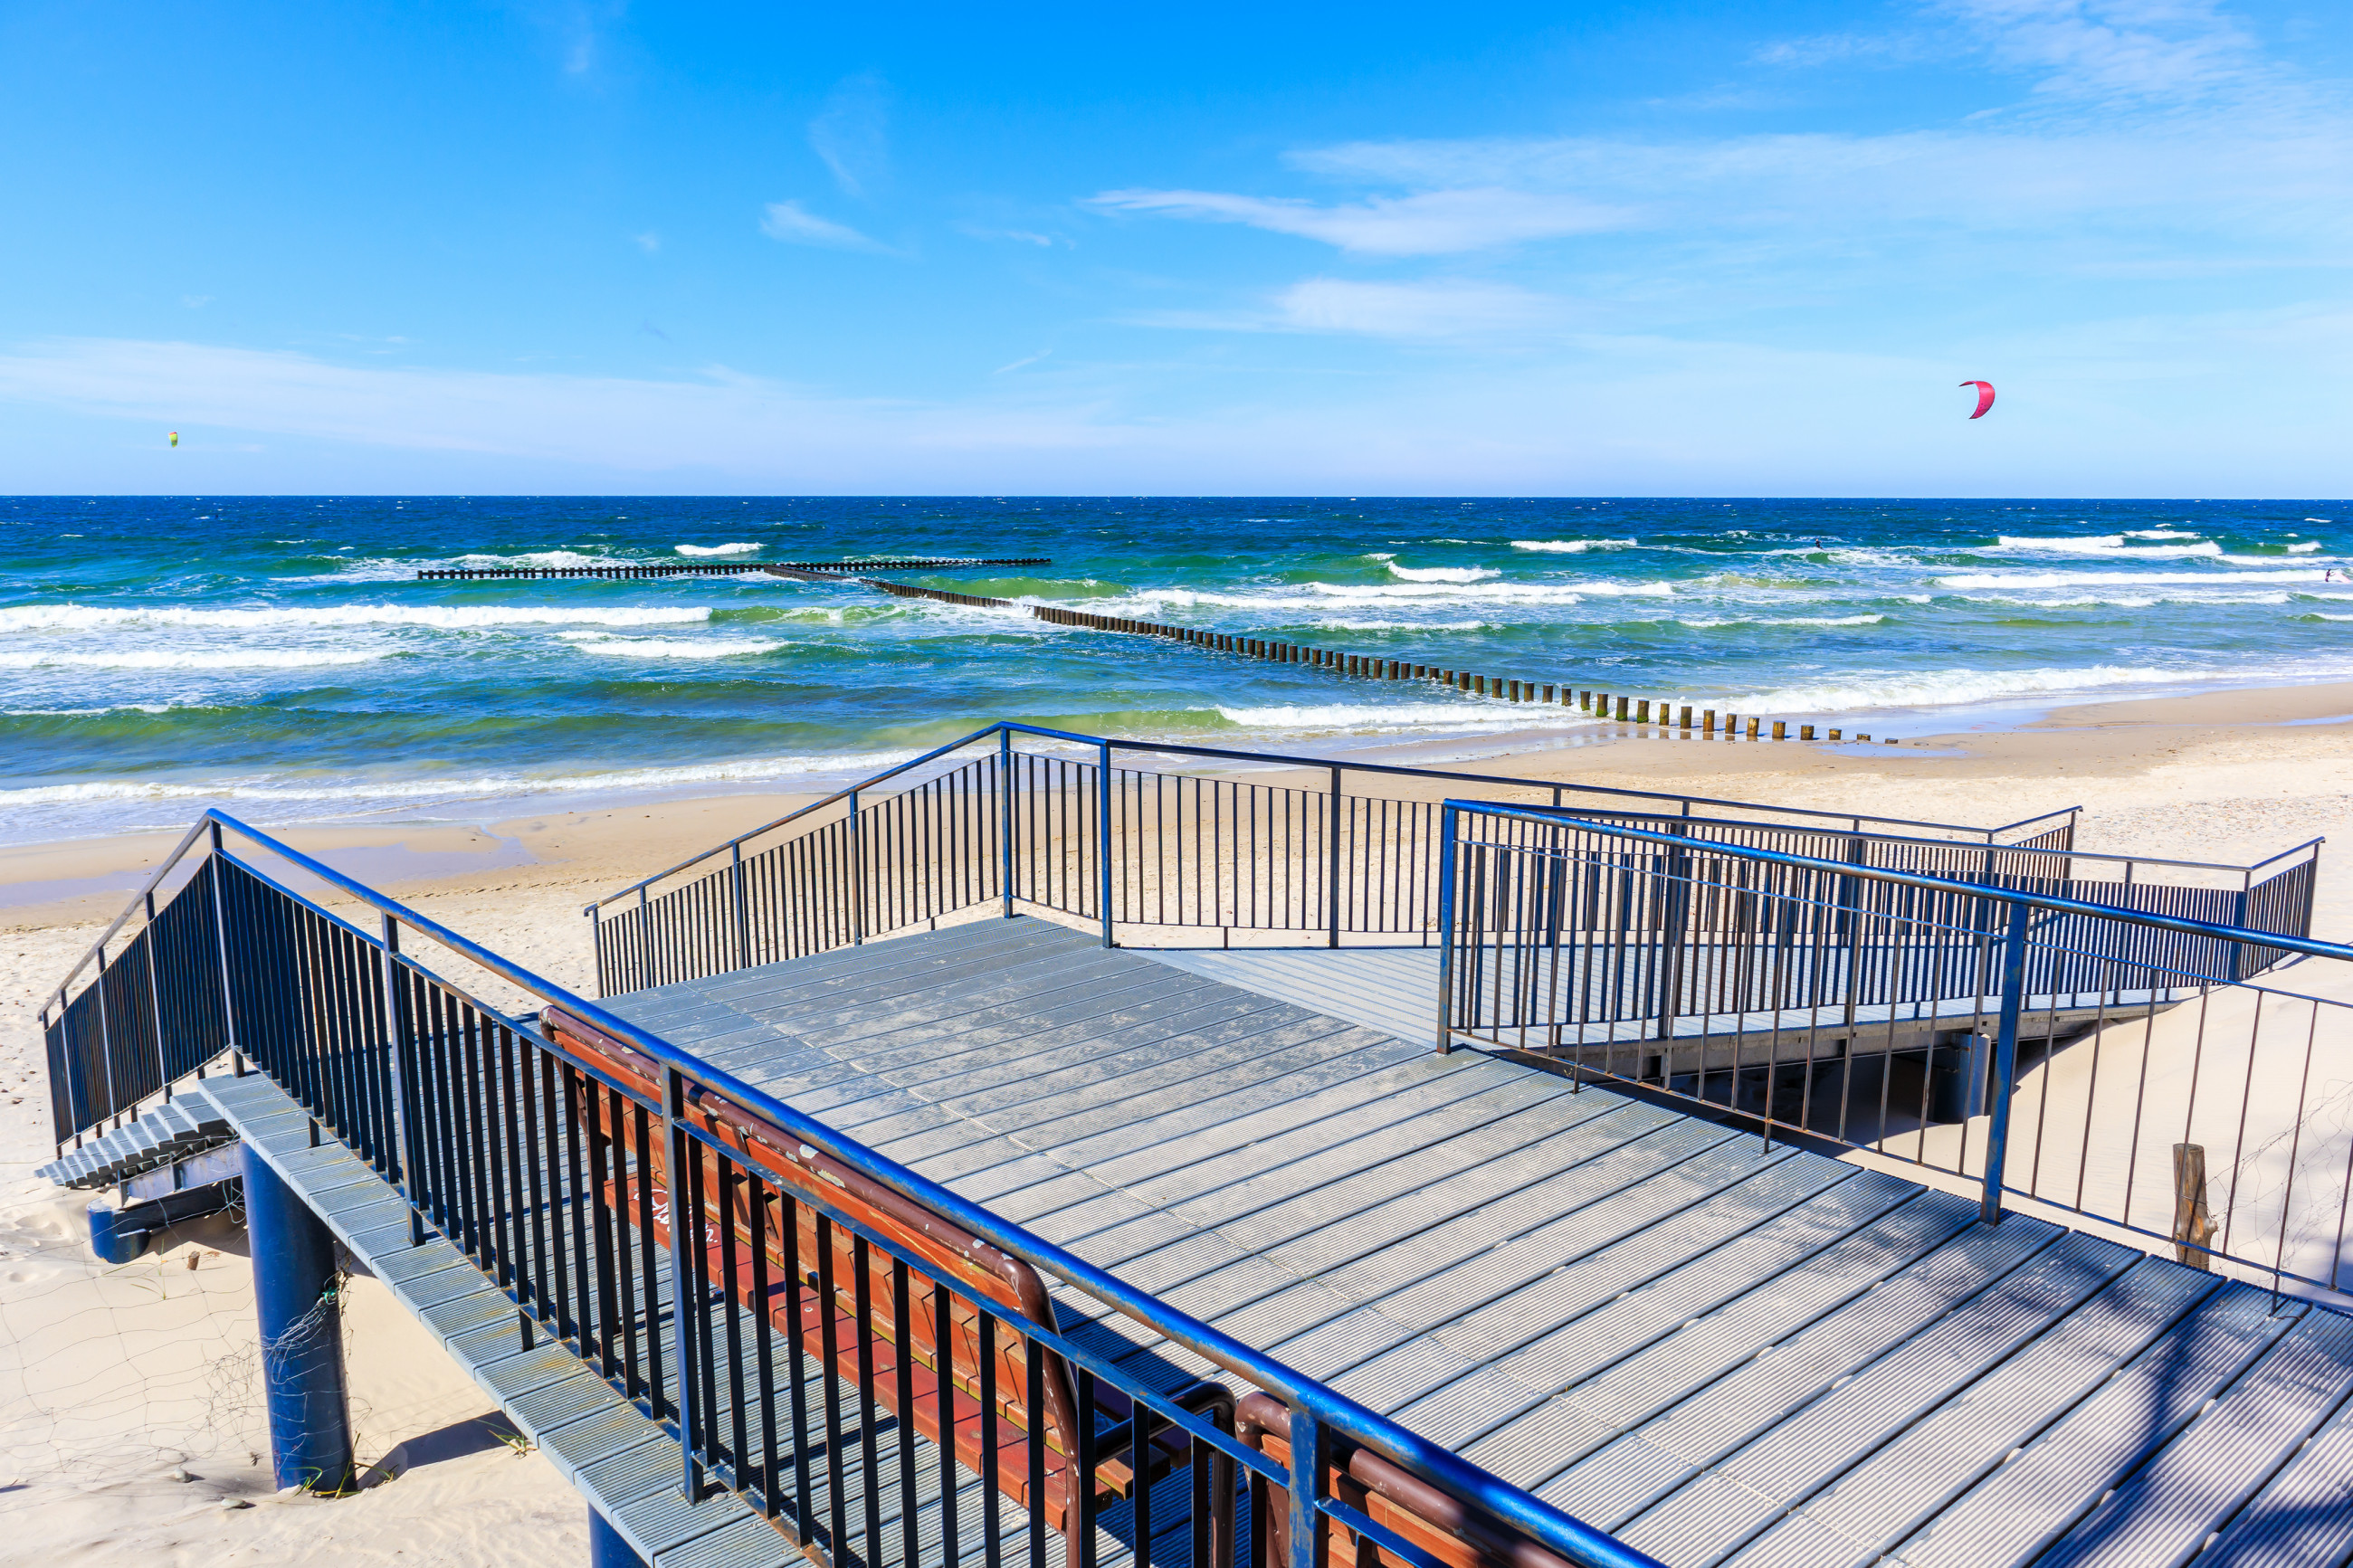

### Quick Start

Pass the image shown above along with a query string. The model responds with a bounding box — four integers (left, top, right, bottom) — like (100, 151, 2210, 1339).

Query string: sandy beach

(5, 681, 2350, 1565)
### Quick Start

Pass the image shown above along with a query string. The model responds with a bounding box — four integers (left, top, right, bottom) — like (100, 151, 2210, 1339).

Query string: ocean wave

(1075, 579, 1673, 616)
(2289, 542, 2322, 553)
(1386, 563, 1499, 584)
(572, 636, 786, 659)
(1310, 619, 1491, 632)
(1679, 613, 1886, 630)
(0, 649, 386, 670)
(0, 749, 923, 812)
(1971, 592, 2295, 609)
(1990, 536, 2223, 559)
(449, 549, 633, 569)
(2305, 613, 2353, 622)
(1718, 660, 2353, 716)
(2125, 528, 2201, 539)
(0, 603, 713, 632)
(1211, 700, 1588, 733)
(675, 542, 763, 556)
(1935, 568, 2327, 590)
(1511, 538, 1636, 554)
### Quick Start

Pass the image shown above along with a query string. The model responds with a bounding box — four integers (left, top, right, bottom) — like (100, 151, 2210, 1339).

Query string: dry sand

(2, 681, 2348, 1563)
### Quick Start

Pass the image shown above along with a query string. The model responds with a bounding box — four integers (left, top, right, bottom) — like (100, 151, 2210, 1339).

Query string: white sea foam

(573, 636, 785, 659)
(0, 649, 386, 670)
(1990, 536, 2223, 559)
(1510, 538, 1636, 554)
(2125, 528, 2201, 539)
(1312, 619, 1490, 632)
(0, 749, 922, 813)
(1679, 613, 1885, 630)
(2289, 542, 2323, 554)
(0, 603, 713, 632)
(1936, 568, 2326, 590)
(1386, 563, 1500, 584)
(449, 549, 631, 569)
(1718, 660, 2353, 716)
(1211, 700, 1586, 733)
(2308, 518, 2334, 523)
(675, 542, 763, 556)
(1073, 579, 1673, 618)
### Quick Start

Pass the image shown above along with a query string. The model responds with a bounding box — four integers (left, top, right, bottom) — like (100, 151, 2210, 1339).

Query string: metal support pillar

(588, 1503, 652, 1566)
(242, 1145, 356, 1494)
(1979, 901, 2032, 1224)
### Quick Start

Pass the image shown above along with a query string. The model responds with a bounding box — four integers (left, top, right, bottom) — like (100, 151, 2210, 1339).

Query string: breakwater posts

(413, 556, 1051, 581)
(429, 556, 1895, 745)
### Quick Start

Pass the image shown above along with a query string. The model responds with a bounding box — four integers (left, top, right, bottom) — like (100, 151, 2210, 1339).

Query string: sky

(1, 0, 2348, 497)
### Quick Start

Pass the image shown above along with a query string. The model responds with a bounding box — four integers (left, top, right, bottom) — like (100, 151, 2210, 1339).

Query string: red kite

(1960, 381, 1996, 419)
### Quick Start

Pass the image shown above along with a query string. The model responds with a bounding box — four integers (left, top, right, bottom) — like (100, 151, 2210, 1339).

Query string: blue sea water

(2, 495, 2347, 846)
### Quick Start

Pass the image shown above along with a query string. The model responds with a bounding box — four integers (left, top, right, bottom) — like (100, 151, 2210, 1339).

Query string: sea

(3, 495, 2347, 848)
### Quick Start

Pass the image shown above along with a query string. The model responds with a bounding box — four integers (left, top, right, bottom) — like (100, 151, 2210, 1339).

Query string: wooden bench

(545, 1006, 1237, 1568)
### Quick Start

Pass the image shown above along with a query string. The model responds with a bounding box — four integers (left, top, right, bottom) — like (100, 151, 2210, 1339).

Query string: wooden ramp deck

(602, 916, 2353, 1568)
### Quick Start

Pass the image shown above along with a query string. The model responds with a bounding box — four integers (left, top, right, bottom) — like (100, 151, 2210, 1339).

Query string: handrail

(1532, 807, 2301, 879)
(1446, 801, 2353, 963)
(586, 718, 2082, 910)
(121, 808, 1663, 1568)
(42, 814, 217, 1021)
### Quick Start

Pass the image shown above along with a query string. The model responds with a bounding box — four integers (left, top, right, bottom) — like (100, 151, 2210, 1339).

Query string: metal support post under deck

(1979, 900, 2032, 1224)
(242, 1144, 356, 1494)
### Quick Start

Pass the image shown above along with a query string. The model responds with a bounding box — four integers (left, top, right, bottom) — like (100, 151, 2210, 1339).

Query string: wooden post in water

(1772, 720, 1786, 739)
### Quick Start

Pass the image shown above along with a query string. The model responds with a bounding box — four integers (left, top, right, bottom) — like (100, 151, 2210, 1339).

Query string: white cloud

(808, 73, 890, 198)
(633, 231, 661, 253)
(759, 200, 890, 252)
(1269, 279, 1568, 337)
(0, 325, 2348, 496)
(1090, 186, 1632, 255)
(1941, 0, 2263, 101)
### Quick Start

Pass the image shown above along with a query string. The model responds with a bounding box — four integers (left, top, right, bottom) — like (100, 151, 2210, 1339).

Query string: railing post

(208, 823, 245, 1077)
(1098, 739, 1115, 948)
(93, 941, 116, 1127)
(663, 1065, 706, 1499)
(730, 841, 750, 972)
(588, 905, 605, 998)
(147, 893, 170, 1105)
(999, 727, 1016, 918)
(378, 916, 428, 1248)
(1979, 898, 2032, 1224)
(1654, 822, 1692, 1041)
(1434, 804, 1459, 1053)
(848, 788, 865, 946)
(1327, 765, 1343, 950)
(1287, 1403, 1328, 1568)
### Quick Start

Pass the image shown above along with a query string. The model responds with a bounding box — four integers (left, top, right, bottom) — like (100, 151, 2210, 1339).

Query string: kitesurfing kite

(168, 432, 178, 447)
(1960, 381, 1995, 419)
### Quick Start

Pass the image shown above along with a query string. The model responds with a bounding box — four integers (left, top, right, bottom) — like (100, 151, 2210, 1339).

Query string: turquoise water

(3, 496, 2347, 844)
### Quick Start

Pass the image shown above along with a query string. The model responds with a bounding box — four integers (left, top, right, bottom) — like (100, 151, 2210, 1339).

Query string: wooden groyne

(881, 578, 1897, 745)
(414, 556, 1051, 581)
(411, 554, 1891, 744)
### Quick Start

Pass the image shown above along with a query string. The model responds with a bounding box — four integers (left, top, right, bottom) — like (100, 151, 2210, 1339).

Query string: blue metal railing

(1435, 800, 2351, 1301)
(39, 808, 1666, 1568)
(586, 721, 2281, 998)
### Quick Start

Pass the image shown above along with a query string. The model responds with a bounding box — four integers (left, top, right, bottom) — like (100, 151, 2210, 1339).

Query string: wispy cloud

(1941, 0, 2264, 102)
(759, 200, 891, 253)
(633, 231, 661, 253)
(808, 73, 891, 199)
(3, 327, 2348, 495)
(1143, 280, 1572, 338)
(1090, 186, 1631, 255)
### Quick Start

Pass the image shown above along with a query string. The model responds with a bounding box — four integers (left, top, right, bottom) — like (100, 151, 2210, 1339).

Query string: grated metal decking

(603, 916, 2353, 1568)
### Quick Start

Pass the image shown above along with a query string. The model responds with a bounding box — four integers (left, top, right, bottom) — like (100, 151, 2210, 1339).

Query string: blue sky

(1, 0, 2348, 496)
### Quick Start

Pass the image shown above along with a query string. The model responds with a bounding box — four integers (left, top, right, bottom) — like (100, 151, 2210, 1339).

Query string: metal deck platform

(600, 917, 2353, 1568)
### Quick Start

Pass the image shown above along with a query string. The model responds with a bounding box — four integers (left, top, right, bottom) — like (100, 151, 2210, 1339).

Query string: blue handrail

(1442, 800, 2351, 963)
(167, 809, 1668, 1568)
(586, 718, 2078, 910)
